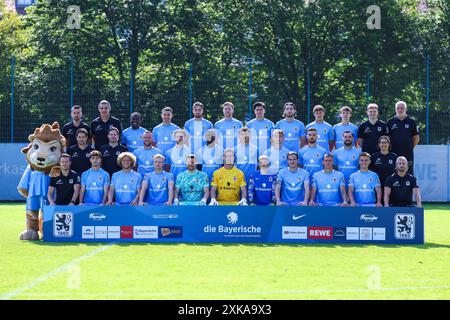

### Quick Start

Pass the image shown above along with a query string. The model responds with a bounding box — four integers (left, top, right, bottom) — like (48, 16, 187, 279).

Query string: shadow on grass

(30, 241, 450, 249)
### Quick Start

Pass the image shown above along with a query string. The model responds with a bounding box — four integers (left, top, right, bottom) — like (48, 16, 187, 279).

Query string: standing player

(165, 129, 192, 180)
(66, 128, 95, 176)
(386, 101, 419, 174)
(47, 154, 80, 206)
(184, 102, 214, 153)
(106, 152, 142, 205)
(275, 152, 310, 206)
(333, 106, 358, 150)
(174, 155, 209, 205)
(196, 129, 223, 182)
(121, 112, 147, 153)
(248, 155, 277, 205)
(62, 105, 91, 149)
(333, 131, 361, 185)
(275, 102, 306, 153)
(79, 151, 110, 205)
(384, 156, 421, 207)
(234, 127, 259, 182)
(357, 103, 388, 156)
(298, 128, 328, 178)
(209, 149, 247, 206)
(139, 154, 174, 206)
(98, 127, 128, 176)
(133, 131, 162, 176)
(90, 100, 122, 148)
(305, 105, 334, 152)
(152, 107, 180, 155)
(214, 102, 243, 150)
(246, 102, 275, 156)
(348, 153, 382, 207)
(309, 154, 348, 206)
(262, 130, 290, 174)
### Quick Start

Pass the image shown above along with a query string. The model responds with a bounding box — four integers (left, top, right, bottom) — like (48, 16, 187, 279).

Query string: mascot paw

(49, 166, 61, 178)
(19, 230, 40, 241)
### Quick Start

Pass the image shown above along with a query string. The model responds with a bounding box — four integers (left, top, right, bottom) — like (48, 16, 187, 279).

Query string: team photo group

(26, 99, 422, 211)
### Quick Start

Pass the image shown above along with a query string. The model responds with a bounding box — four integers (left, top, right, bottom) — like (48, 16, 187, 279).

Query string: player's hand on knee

(199, 198, 207, 205)
(173, 198, 180, 206)
(238, 198, 248, 206)
(209, 198, 219, 206)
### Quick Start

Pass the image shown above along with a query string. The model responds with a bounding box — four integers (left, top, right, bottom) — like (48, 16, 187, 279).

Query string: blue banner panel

(43, 206, 424, 244)
(0, 143, 28, 200)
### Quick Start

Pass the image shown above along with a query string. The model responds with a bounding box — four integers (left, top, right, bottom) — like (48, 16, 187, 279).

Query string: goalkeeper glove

(209, 198, 219, 206)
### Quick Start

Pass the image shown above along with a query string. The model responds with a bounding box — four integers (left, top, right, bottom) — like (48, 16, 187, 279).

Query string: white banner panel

(414, 145, 449, 202)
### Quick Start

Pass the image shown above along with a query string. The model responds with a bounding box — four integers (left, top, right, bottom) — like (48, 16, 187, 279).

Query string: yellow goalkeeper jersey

(211, 166, 246, 204)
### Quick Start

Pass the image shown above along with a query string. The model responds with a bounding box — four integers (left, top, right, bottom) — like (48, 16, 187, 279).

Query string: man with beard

(47, 154, 81, 206)
(333, 131, 361, 185)
(67, 128, 95, 176)
(384, 156, 421, 207)
(298, 128, 328, 179)
(98, 127, 128, 176)
(184, 102, 214, 152)
(133, 131, 162, 176)
(196, 129, 223, 182)
(214, 102, 243, 150)
(174, 154, 209, 206)
(275, 102, 306, 153)
(62, 105, 91, 149)
(121, 112, 148, 152)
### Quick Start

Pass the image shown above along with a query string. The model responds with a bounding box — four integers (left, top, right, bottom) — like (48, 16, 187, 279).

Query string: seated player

(106, 152, 142, 206)
(248, 155, 277, 205)
(196, 129, 223, 182)
(139, 154, 174, 206)
(348, 153, 382, 207)
(133, 131, 162, 176)
(262, 130, 290, 174)
(309, 154, 348, 206)
(210, 148, 247, 206)
(174, 154, 209, 205)
(79, 150, 110, 205)
(47, 154, 80, 206)
(275, 152, 310, 206)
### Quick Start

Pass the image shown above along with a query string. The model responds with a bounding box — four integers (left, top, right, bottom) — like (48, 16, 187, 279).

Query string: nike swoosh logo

(293, 214, 306, 220)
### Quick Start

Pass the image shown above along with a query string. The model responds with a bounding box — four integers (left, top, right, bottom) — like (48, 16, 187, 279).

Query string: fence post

(188, 63, 193, 117)
(366, 64, 371, 105)
(307, 63, 311, 124)
(70, 57, 74, 112)
(425, 55, 430, 144)
(10, 56, 15, 143)
(248, 58, 253, 119)
(129, 62, 134, 115)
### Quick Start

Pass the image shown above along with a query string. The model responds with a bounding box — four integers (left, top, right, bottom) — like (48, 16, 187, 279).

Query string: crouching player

(79, 150, 110, 205)
(106, 152, 142, 205)
(174, 154, 209, 205)
(275, 152, 310, 206)
(348, 153, 382, 207)
(139, 154, 174, 205)
(248, 155, 277, 205)
(210, 148, 247, 206)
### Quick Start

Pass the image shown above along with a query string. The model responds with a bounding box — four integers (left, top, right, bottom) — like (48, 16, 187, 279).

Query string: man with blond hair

(107, 152, 142, 205)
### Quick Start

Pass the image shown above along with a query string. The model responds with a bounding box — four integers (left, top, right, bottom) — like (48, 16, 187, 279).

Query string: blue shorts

(26, 196, 47, 211)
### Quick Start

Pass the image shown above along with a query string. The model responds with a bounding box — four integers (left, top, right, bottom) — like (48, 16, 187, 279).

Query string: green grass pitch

(0, 203, 449, 300)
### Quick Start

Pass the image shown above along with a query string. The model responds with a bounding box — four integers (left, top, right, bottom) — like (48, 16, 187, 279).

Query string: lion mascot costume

(17, 122, 65, 240)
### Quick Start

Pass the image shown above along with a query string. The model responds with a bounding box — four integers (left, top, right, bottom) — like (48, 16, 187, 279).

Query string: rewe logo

(307, 227, 333, 239)
(227, 212, 238, 224)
